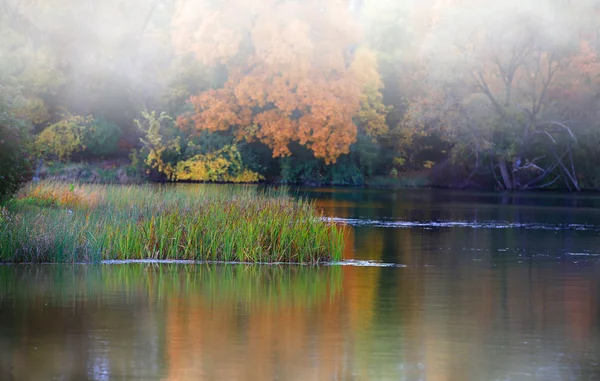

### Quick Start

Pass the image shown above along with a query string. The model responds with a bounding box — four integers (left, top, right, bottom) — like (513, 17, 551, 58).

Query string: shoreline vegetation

(37, 160, 432, 189)
(0, 182, 345, 264)
(4, 1, 600, 201)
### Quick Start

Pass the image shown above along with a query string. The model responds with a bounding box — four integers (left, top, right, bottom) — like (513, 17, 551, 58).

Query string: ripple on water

(565, 252, 600, 257)
(329, 260, 406, 268)
(324, 217, 599, 231)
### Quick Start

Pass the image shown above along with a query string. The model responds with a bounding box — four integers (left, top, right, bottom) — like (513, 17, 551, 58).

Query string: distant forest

(3, 0, 600, 193)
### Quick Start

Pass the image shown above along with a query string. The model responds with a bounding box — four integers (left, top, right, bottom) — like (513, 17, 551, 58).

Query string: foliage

(0, 88, 32, 203)
(278, 135, 383, 186)
(135, 112, 264, 183)
(352, 48, 391, 138)
(82, 118, 123, 157)
(173, 0, 374, 164)
(183, 130, 234, 157)
(35, 113, 91, 162)
(0, 182, 345, 263)
(135, 110, 181, 180)
(4, 0, 600, 190)
(367, 175, 430, 188)
(175, 145, 263, 183)
(400, 0, 600, 190)
(40, 161, 141, 184)
(12, 97, 52, 126)
(280, 156, 323, 185)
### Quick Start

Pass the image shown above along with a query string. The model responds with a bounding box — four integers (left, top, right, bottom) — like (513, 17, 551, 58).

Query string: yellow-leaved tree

(35, 114, 92, 162)
(175, 145, 263, 183)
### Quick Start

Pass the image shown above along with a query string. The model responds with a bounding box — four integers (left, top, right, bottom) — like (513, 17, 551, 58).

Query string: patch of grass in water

(0, 182, 345, 263)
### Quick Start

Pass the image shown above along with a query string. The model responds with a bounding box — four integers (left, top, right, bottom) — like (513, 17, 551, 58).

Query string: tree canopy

(3, 0, 600, 189)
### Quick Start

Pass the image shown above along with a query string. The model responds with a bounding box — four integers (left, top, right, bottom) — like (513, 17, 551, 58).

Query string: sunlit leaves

(175, 145, 263, 182)
(35, 113, 92, 162)
(351, 48, 390, 138)
(135, 110, 181, 180)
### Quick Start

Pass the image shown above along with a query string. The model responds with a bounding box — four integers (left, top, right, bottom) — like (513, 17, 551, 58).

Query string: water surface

(1, 187, 599, 380)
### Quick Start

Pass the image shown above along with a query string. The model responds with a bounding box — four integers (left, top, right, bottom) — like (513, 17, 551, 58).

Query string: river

(1, 187, 599, 380)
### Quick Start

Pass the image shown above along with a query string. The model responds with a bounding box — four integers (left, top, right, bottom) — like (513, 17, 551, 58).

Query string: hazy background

(2, 0, 600, 190)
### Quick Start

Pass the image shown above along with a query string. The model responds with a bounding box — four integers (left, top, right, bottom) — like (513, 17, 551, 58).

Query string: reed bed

(0, 182, 345, 263)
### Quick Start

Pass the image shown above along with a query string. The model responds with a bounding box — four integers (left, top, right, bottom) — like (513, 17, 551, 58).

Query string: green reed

(0, 182, 345, 263)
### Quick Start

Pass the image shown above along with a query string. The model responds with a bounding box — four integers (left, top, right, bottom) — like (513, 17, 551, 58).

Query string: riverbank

(38, 160, 432, 188)
(0, 182, 344, 263)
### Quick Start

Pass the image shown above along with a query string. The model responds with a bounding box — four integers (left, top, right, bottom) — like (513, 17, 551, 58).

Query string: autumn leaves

(173, 0, 386, 164)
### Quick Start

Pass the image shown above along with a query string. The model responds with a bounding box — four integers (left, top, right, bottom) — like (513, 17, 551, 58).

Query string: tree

(351, 48, 390, 138)
(175, 145, 262, 183)
(174, 0, 374, 164)
(83, 118, 123, 157)
(135, 110, 181, 180)
(0, 87, 32, 202)
(404, 0, 599, 190)
(35, 113, 92, 162)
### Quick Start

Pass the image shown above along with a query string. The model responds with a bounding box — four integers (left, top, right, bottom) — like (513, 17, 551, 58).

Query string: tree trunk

(498, 159, 513, 190)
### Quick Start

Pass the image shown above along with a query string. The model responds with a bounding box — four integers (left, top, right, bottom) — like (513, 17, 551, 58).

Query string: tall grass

(0, 182, 345, 263)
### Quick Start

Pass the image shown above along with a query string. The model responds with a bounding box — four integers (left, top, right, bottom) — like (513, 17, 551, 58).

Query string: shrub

(176, 145, 263, 183)
(35, 113, 91, 161)
(135, 110, 181, 180)
(83, 118, 123, 157)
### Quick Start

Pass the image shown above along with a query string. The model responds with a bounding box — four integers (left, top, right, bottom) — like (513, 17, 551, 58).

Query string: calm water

(1, 187, 600, 380)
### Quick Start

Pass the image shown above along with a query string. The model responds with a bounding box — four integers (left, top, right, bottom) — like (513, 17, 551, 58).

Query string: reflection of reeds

(0, 264, 343, 309)
(0, 182, 345, 263)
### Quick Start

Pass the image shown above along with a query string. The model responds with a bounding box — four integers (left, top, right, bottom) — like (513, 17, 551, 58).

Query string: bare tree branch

(552, 149, 580, 191)
(538, 121, 577, 141)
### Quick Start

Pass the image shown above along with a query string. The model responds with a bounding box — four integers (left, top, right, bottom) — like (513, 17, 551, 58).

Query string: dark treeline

(2, 0, 600, 197)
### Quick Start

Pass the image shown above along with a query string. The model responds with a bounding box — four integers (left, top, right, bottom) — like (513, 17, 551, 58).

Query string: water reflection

(0, 261, 598, 381)
(305, 187, 600, 265)
(1, 187, 600, 380)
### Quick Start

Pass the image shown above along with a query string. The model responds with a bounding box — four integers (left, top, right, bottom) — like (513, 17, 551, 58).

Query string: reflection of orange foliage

(343, 266, 379, 335)
(342, 228, 384, 334)
(564, 278, 596, 344)
(173, 0, 376, 163)
(165, 295, 349, 381)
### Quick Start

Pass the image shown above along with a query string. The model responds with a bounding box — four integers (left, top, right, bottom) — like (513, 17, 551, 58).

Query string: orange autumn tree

(173, 0, 378, 164)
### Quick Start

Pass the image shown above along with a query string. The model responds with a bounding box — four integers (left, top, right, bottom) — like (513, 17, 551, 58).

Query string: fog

(2, 0, 600, 189)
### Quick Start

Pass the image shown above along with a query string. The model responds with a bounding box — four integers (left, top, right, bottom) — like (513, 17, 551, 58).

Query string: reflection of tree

(0, 265, 344, 381)
(163, 265, 347, 381)
(392, 263, 600, 381)
(1, 262, 599, 380)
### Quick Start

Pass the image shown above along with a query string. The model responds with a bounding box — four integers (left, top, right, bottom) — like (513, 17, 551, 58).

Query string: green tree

(135, 110, 181, 180)
(0, 88, 32, 202)
(83, 118, 123, 157)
